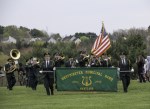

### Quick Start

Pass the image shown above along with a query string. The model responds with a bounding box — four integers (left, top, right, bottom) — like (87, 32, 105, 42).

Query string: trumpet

(81, 54, 90, 60)
(55, 55, 65, 62)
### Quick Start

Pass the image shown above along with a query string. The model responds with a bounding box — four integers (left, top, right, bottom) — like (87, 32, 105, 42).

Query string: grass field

(0, 80, 150, 109)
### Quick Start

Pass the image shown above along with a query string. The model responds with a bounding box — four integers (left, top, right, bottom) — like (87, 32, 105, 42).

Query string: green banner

(56, 67, 118, 91)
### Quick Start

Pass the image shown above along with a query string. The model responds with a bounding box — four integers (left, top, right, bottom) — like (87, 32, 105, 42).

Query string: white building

(74, 38, 81, 45)
(2, 36, 17, 44)
(47, 37, 56, 43)
(70, 36, 76, 41)
(29, 37, 42, 42)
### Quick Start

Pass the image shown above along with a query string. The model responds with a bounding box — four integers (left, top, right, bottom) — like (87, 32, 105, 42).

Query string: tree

(16, 40, 22, 49)
(30, 29, 48, 38)
(3, 25, 23, 40)
(0, 25, 4, 34)
(80, 36, 89, 42)
(110, 29, 147, 67)
(32, 41, 45, 59)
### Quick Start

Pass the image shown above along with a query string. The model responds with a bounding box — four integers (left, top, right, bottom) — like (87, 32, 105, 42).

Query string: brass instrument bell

(10, 49, 20, 60)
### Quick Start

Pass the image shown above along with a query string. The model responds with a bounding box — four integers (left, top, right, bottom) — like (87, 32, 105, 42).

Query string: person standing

(29, 57, 40, 90)
(78, 51, 89, 67)
(18, 63, 25, 86)
(146, 56, 150, 82)
(136, 55, 146, 83)
(4, 58, 16, 90)
(89, 55, 101, 67)
(54, 52, 65, 67)
(118, 53, 131, 93)
(41, 52, 55, 95)
(101, 54, 112, 67)
(65, 56, 76, 68)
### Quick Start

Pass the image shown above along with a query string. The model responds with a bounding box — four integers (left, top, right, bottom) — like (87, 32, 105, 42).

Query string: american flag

(91, 23, 111, 57)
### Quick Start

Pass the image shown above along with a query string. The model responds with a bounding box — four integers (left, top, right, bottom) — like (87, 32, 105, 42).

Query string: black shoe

(47, 93, 50, 96)
(124, 88, 127, 92)
(9, 88, 13, 90)
(51, 90, 54, 95)
(124, 90, 127, 93)
(47, 91, 50, 95)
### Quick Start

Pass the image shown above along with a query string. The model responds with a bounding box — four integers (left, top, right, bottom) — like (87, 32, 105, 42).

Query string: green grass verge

(0, 80, 150, 109)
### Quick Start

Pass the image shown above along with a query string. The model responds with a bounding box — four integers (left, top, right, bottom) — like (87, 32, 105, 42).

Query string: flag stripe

(91, 34, 102, 52)
(93, 35, 110, 54)
(95, 41, 110, 56)
(94, 43, 110, 57)
(96, 45, 111, 57)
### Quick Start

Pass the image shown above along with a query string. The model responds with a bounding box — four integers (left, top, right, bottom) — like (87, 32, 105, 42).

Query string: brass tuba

(10, 49, 20, 60)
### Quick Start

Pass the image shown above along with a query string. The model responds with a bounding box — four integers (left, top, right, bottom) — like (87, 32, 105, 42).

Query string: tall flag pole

(91, 22, 111, 57)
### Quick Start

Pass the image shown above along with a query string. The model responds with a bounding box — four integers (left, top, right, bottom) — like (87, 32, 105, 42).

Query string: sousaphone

(5, 49, 21, 73)
(10, 49, 20, 60)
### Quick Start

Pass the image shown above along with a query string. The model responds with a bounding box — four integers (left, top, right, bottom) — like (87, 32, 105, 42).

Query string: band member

(144, 58, 149, 82)
(54, 52, 64, 89)
(18, 63, 25, 86)
(101, 54, 112, 67)
(65, 56, 76, 68)
(29, 57, 40, 90)
(78, 51, 89, 67)
(4, 58, 16, 90)
(24, 58, 32, 87)
(118, 53, 131, 93)
(41, 52, 55, 95)
(136, 55, 146, 83)
(54, 52, 65, 67)
(89, 55, 101, 67)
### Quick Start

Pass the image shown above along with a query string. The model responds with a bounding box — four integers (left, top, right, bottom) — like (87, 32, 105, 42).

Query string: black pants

(138, 73, 146, 83)
(30, 76, 38, 90)
(6, 73, 16, 90)
(44, 74, 54, 95)
(120, 74, 130, 92)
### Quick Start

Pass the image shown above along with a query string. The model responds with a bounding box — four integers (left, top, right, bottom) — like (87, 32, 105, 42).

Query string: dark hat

(120, 52, 127, 56)
(53, 52, 59, 56)
(79, 51, 82, 54)
(44, 52, 50, 56)
(68, 55, 72, 58)
(7, 58, 13, 62)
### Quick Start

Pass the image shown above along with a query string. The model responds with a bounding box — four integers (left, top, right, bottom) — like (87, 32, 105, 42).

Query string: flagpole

(102, 21, 104, 33)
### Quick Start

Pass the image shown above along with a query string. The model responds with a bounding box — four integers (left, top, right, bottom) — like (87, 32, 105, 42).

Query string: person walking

(136, 55, 146, 83)
(118, 53, 131, 93)
(4, 58, 16, 90)
(41, 52, 55, 95)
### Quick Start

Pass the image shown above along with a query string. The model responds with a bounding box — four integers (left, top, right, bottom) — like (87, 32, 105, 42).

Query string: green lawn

(0, 80, 150, 109)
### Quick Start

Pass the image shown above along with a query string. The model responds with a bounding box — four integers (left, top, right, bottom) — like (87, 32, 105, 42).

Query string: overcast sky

(0, 0, 150, 36)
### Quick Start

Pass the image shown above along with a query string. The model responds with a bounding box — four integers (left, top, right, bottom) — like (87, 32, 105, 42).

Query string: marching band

(1, 49, 141, 94)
